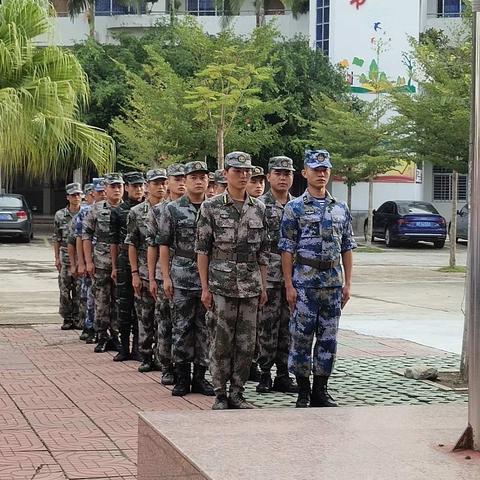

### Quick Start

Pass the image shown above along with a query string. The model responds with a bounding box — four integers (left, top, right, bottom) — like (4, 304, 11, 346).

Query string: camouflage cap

(167, 163, 186, 177)
(208, 172, 215, 183)
(84, 183, 94, 194)
(123, 171, 145, 184)
(304, 149, 332, 169)
(268, 156, 295, 172)
(104, 172, 125, 185)
(251, 166, 266, 178)
(146, 168, 168, 181)
(184, 161, 209, 175)
(214, 169, 227, 184)
(92, 177, 105, 192)
(224, 151, 252, 169)
(66, 182, 82, 195)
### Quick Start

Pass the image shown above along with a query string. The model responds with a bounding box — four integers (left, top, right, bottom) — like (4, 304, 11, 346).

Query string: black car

(0, 194, 34, 242)
(364, 200, 447, 248)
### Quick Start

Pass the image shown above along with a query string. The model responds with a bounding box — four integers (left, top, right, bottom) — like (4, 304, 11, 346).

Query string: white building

(45, 0, 464, 219)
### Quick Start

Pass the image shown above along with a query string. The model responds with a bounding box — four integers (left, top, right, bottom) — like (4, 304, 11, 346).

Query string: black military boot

(113, 333, 130, 362)
(212, 394, 229, 410)
(161, 364, 175, 385)
(94, 337, 108, 353)
(271, 375, 299, 393)
(138, 355, 153, 373)
(295, 376, 311, 408)
(107, 334, 122, 352)
(256, 371, 272, 394)
(191, 364, 215, 396)
(172, 363, 191, 397)
(130, 332, 142, 362)
(248, 362, 261, 382)
(310, 376, 338, 408)
(61, 320, 74, 330)
(228, 392, 254, 409)
(79, 329, 89, 341)
(85, 329, 96, 344)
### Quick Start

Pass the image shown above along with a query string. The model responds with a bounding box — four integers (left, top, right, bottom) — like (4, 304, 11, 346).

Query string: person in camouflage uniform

(110, 172, 145, 362)
(67, 182, 95, 340)
(246, 166, 266, 199)
(53, 183, 83, 330)
(279, 150, 356, 408)
(146, 163, 186, 379)
(256, 157, 298, 394)
(83, 173, 124, 353)
(125, 169, 167, 377)
(213, 169, 227, 195)
(206, 172, 216, 199)
(196, 152, 269, 410)
(159, 161, 214, 397)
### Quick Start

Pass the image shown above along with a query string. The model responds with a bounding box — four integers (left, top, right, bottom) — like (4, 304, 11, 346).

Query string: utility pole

(456, 0, 480, 451)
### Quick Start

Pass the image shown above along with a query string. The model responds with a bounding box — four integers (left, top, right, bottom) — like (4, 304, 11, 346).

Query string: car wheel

(385, 227, 396, 248)
(363, 222, 374, 242)
(20, 233, 31, 243)
(433, 240, 445, 249)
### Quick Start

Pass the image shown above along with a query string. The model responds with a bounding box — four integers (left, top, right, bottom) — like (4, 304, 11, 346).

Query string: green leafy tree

(0, 0, 114, 183)
(309, 94, 399, 244)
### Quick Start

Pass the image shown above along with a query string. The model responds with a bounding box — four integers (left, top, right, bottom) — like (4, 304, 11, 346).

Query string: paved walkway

(0, 324, 469, 479)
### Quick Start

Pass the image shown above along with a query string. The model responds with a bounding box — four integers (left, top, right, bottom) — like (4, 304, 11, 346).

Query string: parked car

(364, 200, 447, 248)
(449, 204, 469, 243)
(0, 194, 33, 242)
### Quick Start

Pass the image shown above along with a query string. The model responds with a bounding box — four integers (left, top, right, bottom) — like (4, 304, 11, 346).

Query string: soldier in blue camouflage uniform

(110, 172, 145, 362)
(279, 150, 356, 408)
(159, 161, 214, 397)
(256, 156, 298, 394)
(83, 173, 124, 353)
(146, 163, 186, 378)
(53, 183, 83, 330)
(196, 152, 269, 410)
(126, 169, 167, 377)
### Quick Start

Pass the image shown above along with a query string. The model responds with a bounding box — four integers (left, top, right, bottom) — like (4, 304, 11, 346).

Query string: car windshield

(397, 202, 439, 215)
(0, 196, 22, 208)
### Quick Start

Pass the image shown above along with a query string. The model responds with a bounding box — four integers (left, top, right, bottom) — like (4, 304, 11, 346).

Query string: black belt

(212, 249, 257, 263)
(270, 246, 281, 255)
(174, 248, 196, 260)
(296, 256, 340, 270)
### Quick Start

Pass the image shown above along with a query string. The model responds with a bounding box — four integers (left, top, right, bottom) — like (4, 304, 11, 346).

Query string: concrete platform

(138, 404, 480, 480)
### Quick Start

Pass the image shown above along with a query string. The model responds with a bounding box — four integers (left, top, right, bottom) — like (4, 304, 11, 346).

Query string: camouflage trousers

(80, 276, 95, 330)
(135, 279, 156, 358)
(116, 253, 137, 337)
(92, 268, 118, 340)
(155, 280, 172, 368)
(171, 288, 208, 367)
(58, 263, 81, 326)
(288, 287, 342, 377)
(257, 286, 290, 375)
(209, 295, 258, 396)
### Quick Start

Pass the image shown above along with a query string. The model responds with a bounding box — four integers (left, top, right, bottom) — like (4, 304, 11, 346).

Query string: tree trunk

(449, 170, 458, 268)
(216, 123, 224, 170)
(347, 183, 352, 211)
(87, 0, 95, 39)
(366, 176, 374, 246)
(256, 1, 266, 26)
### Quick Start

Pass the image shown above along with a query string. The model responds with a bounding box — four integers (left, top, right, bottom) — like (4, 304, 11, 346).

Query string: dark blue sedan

(364, 201, 447, 248)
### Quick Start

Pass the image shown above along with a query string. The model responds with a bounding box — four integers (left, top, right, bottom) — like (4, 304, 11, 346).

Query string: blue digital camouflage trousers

(80, 276, 94, 330)
(288, 287, 342, 377)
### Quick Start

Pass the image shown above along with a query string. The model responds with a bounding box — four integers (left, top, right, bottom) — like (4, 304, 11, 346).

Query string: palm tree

(0, 0, 115, 182)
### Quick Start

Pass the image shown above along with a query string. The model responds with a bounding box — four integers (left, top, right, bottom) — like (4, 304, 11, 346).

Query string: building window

(187, 0, 216, 15)
(95, 0, 145, 16)
(437, 0, 462, 18)
(433, 167, 467, 201)
(316, 0, 330, 56)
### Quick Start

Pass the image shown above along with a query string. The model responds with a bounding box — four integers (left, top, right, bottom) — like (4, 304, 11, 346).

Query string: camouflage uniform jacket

(82, 200, 123, 270)
(110, 198, 140, 247)
(125, 200, 153, 281)
(195, 190, 269, 298)
(158, 194, 204, 291)
(146, 199, 171, 281)
(258, 190, 294, 285)
(278, 190, 356, 289)
(53, 207, 78, 264)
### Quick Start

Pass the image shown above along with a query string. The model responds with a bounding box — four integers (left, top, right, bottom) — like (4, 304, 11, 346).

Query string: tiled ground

(0, 325, 467, 479)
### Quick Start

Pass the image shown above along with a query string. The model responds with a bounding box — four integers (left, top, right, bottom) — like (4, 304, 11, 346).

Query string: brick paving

(0, 325, 467, 479)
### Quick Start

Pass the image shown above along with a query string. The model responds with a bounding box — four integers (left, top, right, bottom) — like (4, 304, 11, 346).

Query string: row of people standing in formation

(53, 149, 356, 409)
